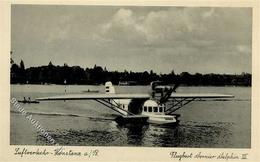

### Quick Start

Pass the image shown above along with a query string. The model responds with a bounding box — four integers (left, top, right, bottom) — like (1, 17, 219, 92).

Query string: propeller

(159, 82, 180, 104)
(172, 82, 180, 92)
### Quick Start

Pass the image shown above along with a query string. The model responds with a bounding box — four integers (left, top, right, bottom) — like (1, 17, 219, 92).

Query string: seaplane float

(36, 81, 234, 126)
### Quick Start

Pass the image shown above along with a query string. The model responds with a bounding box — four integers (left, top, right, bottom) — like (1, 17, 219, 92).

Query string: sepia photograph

(9, 4, 252, 149)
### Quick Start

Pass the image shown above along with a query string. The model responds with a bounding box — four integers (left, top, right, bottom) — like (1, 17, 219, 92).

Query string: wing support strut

(166, 97, 197, 115)
(94, 99, 134, 116)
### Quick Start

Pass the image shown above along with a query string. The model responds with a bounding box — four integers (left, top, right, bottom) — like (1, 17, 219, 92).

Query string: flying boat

(36, 81, 234, 126)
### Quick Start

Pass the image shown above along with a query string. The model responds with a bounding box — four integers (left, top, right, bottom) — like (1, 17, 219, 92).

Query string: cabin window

(148, 106, 152, 112)
(144, 106, 147, 112)
(153, 107, 158, 112)
(159, 107, 163, 112)
(122, 105, 125, 109)
(106, 90, 109, 92)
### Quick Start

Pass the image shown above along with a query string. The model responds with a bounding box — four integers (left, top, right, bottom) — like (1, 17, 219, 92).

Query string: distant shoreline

(10, 83, 251, 87)
(10, 62, 251, 87)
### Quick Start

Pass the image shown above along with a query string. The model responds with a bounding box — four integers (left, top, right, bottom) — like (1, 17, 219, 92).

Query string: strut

(165, 97, 197, 115)
(94, 99, 135, 116)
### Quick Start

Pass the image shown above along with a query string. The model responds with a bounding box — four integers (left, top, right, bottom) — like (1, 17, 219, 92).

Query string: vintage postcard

(0, 0, 259, 162)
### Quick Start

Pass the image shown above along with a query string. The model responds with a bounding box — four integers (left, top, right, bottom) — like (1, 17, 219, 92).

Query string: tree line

(10, 60, 251, 86)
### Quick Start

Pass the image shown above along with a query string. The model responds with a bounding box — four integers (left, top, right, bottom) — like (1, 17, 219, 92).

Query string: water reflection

(115, 122, 181, 146)
(116, 123, 149, 146)
(35, 117, 233, 147)
(148, 124, 181, 147)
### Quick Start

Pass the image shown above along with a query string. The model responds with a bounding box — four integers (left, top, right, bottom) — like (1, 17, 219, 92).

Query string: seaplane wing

(36, 93, 233, 101)
(36, 93, 150, 101)
(170, 93, 234, 98)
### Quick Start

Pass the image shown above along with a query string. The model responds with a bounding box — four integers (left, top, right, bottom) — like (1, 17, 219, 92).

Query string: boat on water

(81, 89, 99, 93)
(18, 97, 39, 104)
(18, 100, 40, 104)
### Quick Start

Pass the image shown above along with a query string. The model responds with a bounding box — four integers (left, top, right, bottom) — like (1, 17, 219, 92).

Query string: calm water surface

(10, 85, 251, 148)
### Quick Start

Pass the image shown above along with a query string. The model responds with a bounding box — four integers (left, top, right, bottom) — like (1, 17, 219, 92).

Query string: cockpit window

(159, 107, 163, 112)
(148, 106, 152, 112)
(153, 107, 158, 112)
(144, 106, 147, 112)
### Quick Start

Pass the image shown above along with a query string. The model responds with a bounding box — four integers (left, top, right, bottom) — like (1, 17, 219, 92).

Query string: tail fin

(105, 81, 115, 94)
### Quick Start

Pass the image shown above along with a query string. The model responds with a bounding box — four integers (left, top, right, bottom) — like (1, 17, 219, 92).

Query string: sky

(11, 5, 252, 74)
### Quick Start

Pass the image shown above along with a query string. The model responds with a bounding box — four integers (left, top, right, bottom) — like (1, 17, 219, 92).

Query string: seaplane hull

(147, 114, 180, 125)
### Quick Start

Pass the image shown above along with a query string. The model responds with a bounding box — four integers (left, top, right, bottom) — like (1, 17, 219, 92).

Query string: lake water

(10, 84, 251, 148)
